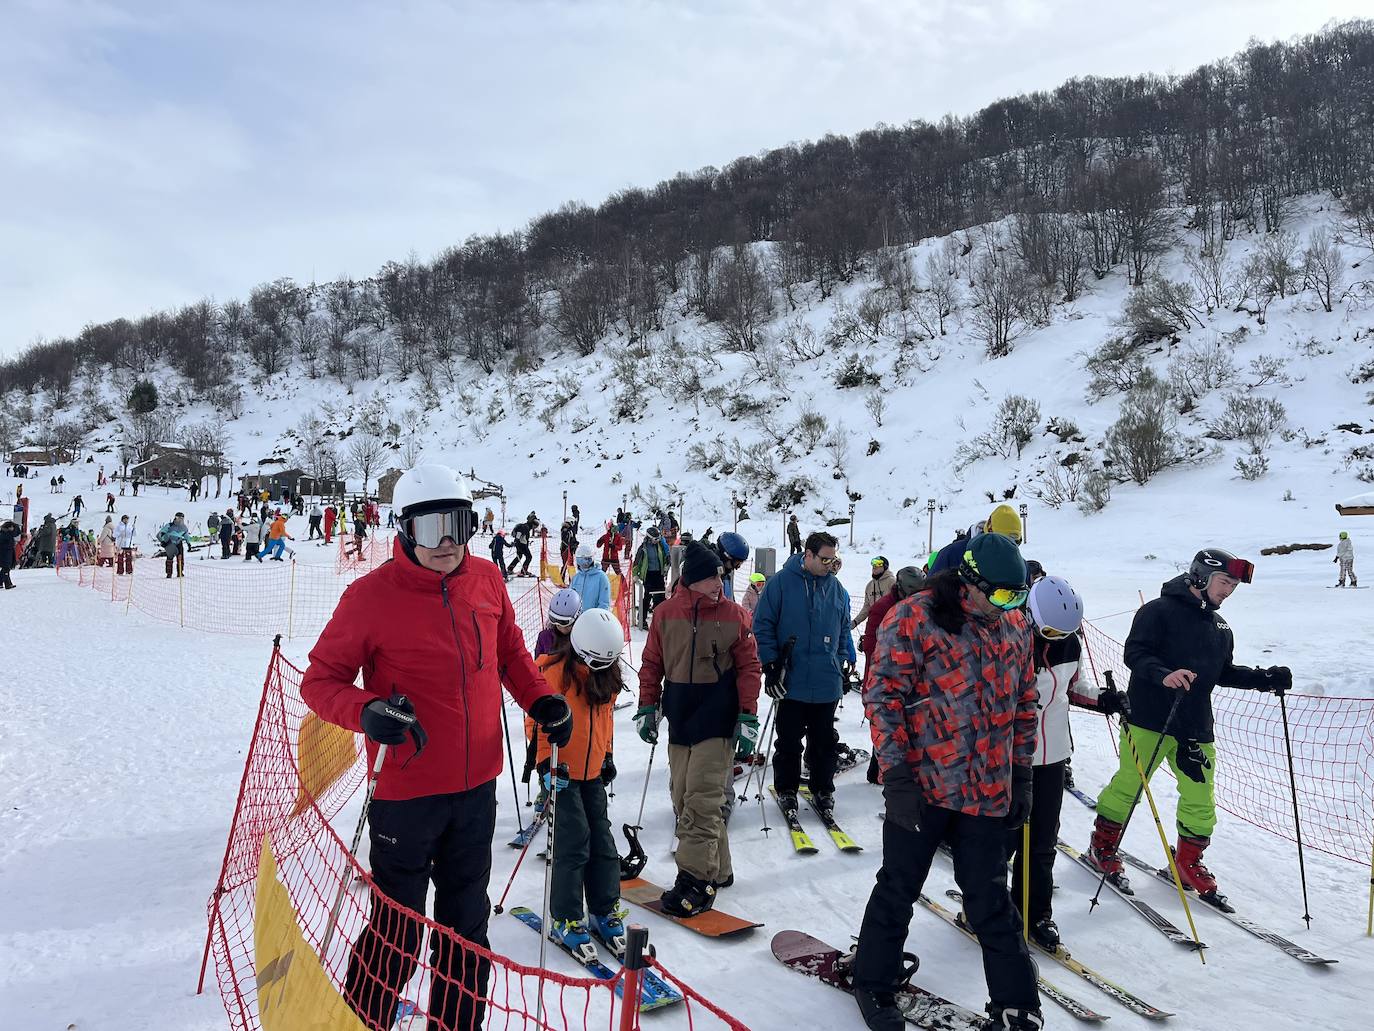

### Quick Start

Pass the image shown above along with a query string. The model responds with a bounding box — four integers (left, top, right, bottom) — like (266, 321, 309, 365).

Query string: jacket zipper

(689, 596, 700, 684)
(470, 610, 486, 670)
(440, 577, 472, 787)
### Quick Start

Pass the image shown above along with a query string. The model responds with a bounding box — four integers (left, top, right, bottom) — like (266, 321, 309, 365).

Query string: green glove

(634, 704, 659, 745)
(734, 713, 760, 759)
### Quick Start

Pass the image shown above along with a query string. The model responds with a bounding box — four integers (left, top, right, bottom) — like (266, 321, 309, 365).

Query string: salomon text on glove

(529, 694, 573, 748)
(361, 694, 428, 757)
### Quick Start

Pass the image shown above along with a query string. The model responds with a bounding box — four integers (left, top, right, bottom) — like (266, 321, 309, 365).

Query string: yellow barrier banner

(292, 713, 360, 818)
(254, 834, 369, 1031)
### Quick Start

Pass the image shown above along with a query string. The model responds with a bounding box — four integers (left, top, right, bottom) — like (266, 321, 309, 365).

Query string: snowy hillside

(5, 194, 1374, 1031)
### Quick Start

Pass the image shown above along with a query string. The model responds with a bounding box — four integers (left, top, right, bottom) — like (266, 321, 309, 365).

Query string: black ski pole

(499, 694, 525, 836)
(1088, 681, 1185, 913)
(1277, 690, 1313, 928)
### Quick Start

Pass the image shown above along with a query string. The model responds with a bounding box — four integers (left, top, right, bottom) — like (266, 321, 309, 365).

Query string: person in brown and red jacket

(635, 541, 762, 917)
(301, 464, 571, 1031)
(851, 533, 1043, 1031)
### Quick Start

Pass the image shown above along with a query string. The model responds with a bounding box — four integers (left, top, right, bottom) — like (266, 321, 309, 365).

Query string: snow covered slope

(5, 193, 1374, 1029)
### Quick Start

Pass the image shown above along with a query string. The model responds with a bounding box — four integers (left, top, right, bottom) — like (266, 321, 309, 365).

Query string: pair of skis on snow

(1064, 785, 1336, 966)
(770, 786, 863, 854)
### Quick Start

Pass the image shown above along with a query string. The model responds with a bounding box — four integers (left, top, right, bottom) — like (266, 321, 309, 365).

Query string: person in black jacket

(1086, 548, 1290, 902)
(0, 519, 19, 588)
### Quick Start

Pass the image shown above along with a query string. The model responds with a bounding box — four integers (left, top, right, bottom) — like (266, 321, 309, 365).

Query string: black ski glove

(361, 694, 428, 756)
(1097, 686, 1130, 718)
(1004, 765, 1033, 828)
(1257, 666, 1292, 695)
(529, 694, 573, 748)
(763, 659, 788, 700)
(600, 753, 617, 786)
(880, 764, 926, 832)
(1176, 739, 1213, 784)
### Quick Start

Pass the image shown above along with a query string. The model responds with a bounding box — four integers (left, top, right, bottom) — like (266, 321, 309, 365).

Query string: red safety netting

(1079, 619, 1374, 866)
(335, 531, 397, 576)
(202, 643, 749, 1031)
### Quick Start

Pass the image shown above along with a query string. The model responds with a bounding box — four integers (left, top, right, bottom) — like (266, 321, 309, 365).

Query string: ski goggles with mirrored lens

(1221, 558, 1254, 584)
(985, 585, 1030, 610)
(401, 506, 478, 548)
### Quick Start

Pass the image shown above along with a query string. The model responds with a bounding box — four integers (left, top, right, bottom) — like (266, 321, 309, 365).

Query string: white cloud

(0, 0, 1366, 357)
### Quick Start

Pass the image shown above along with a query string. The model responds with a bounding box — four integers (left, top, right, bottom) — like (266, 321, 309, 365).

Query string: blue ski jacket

(751, 553, 854, 703)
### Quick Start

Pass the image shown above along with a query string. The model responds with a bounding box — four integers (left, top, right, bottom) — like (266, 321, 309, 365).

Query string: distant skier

(489, 529, 510, 581)
(632, 525, 670, 627)
(596, 520, 624, 576)
(570, 543, 611, 611)
(511, 516, 536, 576)
(1085, 548, 1290, 904)
(0, 518, 19, 588)
(852, 556, 895, 629)
(786, 514, 801, 555)
(1335, 531, 1357, 587)
(159, 513, 190, 578)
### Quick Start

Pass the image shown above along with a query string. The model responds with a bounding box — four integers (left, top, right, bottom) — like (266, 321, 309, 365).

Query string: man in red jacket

(301, 464, 571, 1031)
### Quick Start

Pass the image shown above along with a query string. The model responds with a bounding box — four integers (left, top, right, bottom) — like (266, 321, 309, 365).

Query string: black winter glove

(601, 753, 617, 786)
(1097, 686, 1130, 718)
(880, 764, 926, 832)
(1004, 765, 1033, 828)
(529, 694, 573, 748)
(1257, 666, 1293, 695)
(361, 694, 428, 757)
(763, 659, 787, 701)
(1176, 739, 1213, 784)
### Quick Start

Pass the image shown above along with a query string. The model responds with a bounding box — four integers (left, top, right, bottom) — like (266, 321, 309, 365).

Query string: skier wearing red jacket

(301, 464, 572, 1031)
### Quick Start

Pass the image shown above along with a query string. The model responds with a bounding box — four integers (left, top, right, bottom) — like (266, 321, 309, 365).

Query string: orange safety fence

(335, 531, 397, 576)
(200, 642, 750, 1031)
(1079, 618, 1374, 867)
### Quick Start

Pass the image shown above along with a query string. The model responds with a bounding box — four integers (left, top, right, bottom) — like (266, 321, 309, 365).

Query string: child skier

(535, 587, 582, 659)
(533, 608, 629, 959)
(1010, 575, 1127, 950)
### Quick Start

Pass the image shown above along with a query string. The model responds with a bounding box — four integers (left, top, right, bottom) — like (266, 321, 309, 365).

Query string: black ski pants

(513, 542, 533, 573)
(550, 778, 620, 922)
(1008, 760, 1066, 926)
(308, 515, 323, 539)
(641, 570, 666, 626)
(853, 807, 1039, 1012)
(772, 697, 838, 795)
(345, 781, 496, 1031)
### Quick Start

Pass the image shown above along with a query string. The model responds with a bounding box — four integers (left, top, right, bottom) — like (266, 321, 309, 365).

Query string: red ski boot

(1087, 816, 1132, 892)
(1174, 835, 1231, 910)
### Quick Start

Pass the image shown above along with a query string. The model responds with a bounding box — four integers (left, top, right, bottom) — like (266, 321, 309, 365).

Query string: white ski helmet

(548, 587, 583, 627)
(575, 542, 596, 569)
(570, 608, 624, 670)
(1027, 575, 1084, 639)
(392, 464, 472, 517)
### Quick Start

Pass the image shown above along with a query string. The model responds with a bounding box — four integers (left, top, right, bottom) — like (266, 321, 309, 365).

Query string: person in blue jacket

(752, 529, 855, 822)
(570, 542, 612, 611)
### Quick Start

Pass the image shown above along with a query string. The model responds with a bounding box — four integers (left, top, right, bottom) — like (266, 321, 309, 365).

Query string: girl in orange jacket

(528, 608, 627, 960)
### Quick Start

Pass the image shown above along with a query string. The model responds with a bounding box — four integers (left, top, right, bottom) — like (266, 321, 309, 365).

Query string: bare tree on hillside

(1302, 227, 1343, 313)
(346, 432, 386, 496)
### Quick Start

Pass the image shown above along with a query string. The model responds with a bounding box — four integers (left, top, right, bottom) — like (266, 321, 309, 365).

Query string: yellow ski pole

(1120, 719, 1207, 965)
(1022, 821, 1031, 942)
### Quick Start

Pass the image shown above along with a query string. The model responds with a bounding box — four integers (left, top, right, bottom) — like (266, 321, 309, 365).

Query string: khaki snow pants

(668, 738, 733, 884)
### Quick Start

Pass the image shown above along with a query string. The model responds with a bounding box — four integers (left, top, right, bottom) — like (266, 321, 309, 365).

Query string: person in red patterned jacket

(850, 533, 1043, 1031)
(301, 464, 571, 1031)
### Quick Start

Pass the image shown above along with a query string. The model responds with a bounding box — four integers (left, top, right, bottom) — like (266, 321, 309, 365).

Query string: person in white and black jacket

(1009, 575, 1127, 952)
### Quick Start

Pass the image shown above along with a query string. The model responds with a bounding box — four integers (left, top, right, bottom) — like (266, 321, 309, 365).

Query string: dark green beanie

(959, 532, 1027, 588)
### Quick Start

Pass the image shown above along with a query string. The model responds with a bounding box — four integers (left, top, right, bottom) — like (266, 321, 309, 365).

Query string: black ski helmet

(1186, 548, 1254, 590)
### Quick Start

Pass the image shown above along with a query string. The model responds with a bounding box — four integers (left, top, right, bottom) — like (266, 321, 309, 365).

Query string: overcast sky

(1, 0, 1365, 359)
